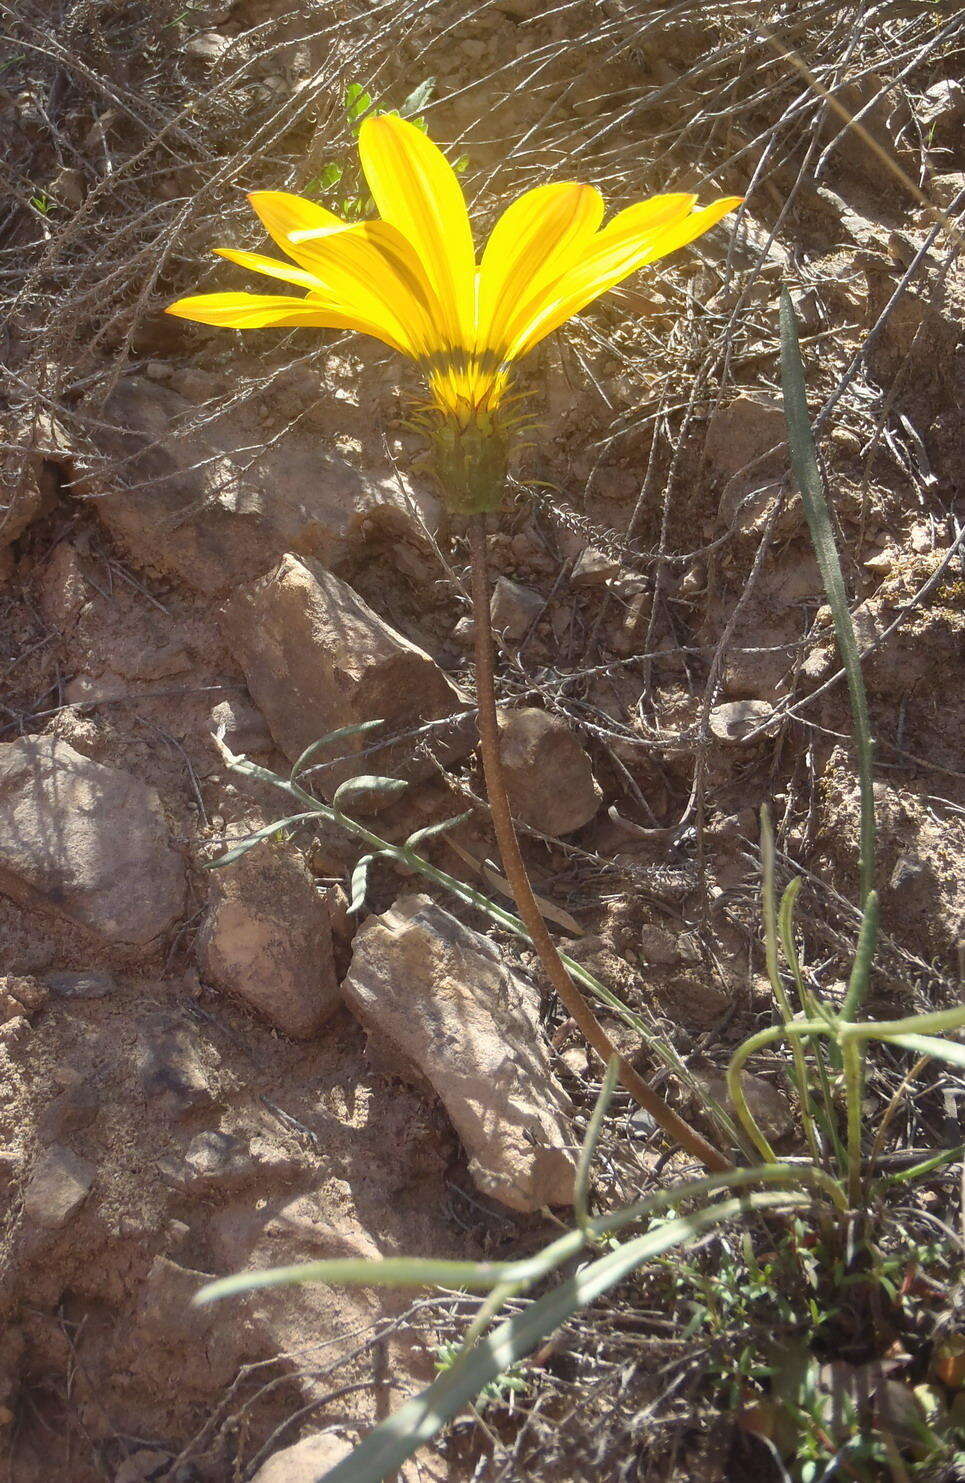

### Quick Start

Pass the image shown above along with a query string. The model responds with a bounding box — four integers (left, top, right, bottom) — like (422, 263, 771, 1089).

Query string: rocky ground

(0, 1, 963, 1479)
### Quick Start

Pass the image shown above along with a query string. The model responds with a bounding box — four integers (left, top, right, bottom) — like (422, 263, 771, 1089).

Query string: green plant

(187, 291, 965, 1483)
(304, 79, 466, 221)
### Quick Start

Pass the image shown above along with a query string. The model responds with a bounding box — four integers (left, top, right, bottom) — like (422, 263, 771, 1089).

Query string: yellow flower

(169, 113, 739, 399)
(167, 114, 740, 506)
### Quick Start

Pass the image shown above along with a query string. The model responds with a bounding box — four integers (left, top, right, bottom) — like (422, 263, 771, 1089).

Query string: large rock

(342, 894, 576, 1212)
(496, 707, 601, 837)
(199, 845, 340, 1038)
(250, 1432, 354, 1483)
(22, 1144, 94, 1230)
(77, 379, 439, 596)
(0, 736, 185, 947)
(221, 554, 469, 798)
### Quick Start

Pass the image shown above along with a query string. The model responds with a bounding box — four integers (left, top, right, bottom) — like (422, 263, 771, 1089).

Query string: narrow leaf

(876, 1034, 965, 1069)
(312, 1193, 809, 1483)
(290, 719, 383, 782)
(205, 812, 320, 868)
(404, 811, 472, 852)
(332, 775, 407, 814)
(780, 288, 875, 905)
(196, 1256, 518, 1305)
(348, 855, 374, 914)
(399, 77, 435, 116)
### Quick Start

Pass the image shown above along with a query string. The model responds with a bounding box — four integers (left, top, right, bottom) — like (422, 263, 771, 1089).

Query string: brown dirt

(1, 1, 963, 1479)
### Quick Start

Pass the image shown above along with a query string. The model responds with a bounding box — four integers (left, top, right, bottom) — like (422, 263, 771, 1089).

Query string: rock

(185, 30, 232, 62)
(250, 1432, 354, 1483)
(160, 1130, 253, 1193)
(135, 1015, 218, 1119)
(496, 708, 601, 837)
(48, 166, 85, 208)
(708, 700, 776, 744)
(451, 615, 476, 646)
(0, 458, 53, 551)
(132, 1257, 245, 1390)
(0, 737, 186, 948)
(0, 1017, 30, 1048)
(570, 546, 620, 587)
(0, 975, 47, 1021)
(490, 575, 542, 641)
(45, 970, 115, 999)
(919, 78, 964, 132)
(80, 379, 439, 596)
(704, 394, 786, 481)
(113, 1450, 172, 1483)
(802, 564, 963, 699)
(40, 542, 90, 632)
(199, 844, 340, 1038)
(22, 1144, 95, 1229)
(692, 1063, 794, 1143)
(221, 554, 469, 800)
(208, 696, 271, 754)
(342, 894, 577, 1212)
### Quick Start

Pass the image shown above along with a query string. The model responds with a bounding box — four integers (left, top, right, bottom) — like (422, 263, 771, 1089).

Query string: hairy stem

(467, 514, 731, 1175)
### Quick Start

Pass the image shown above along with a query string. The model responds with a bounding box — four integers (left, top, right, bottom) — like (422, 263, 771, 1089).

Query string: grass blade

(780, 287, 875, 906)
(310, 1192, 809, 1483)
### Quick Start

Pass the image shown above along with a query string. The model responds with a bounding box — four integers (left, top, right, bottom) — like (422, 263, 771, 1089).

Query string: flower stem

(467, 514, 731, 1175)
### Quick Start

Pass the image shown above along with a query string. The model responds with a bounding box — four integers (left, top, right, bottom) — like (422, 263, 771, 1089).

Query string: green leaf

(348, 854, 374, 914)
(403, 811, 472, 852)
(780, 288, 875, 906)
(332, 775, 408, 815)
(290, 719, 383, 783)
(452, 154, 469, 174)
(307, 1193, 808, 1483)
(880, 1034, 965, 1069)
(317, 161, 344, 193)
(205, 812, 320, 868)
(196, 1256, 518, 1305)
(345, 83, 374, 127)
(399, 78, 435, 116)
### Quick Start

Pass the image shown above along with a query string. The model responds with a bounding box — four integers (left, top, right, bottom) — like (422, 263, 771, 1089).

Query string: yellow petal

(510, 195, 742, 358)
(247, 191, 436, 359)
(477, 181, 604, 357)
(247, 191, 347, 256)
(163, 291, 407, 351)
(358, 113, 475, 352)
(278, 218, 441, 361)
(213, 247, 325, 291)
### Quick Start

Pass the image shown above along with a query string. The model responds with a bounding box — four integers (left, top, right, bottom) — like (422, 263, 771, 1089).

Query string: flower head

(167, 113, 740, 508)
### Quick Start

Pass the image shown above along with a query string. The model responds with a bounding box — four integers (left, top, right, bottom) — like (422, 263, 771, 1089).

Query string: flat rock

(79, 379, 439, 596)
(160, 1130, 254, 1194)
(704, 394, 786, 481)
(135, 1014, 219, 1119)
(22, 1144, 95, 1229)
(709, 699, 776, 744)
(45, 970, 116, 999)
(0, 737, 186, 947)
(342, 894, 577, 1212)
(570, 546, 620, 587)
(221, 553, 469, 800)
(496, 707, 601, 837)
(199, 845, 340, 1038)
(490, 575, 543, 640)
(250, 1432, 354, 1483)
